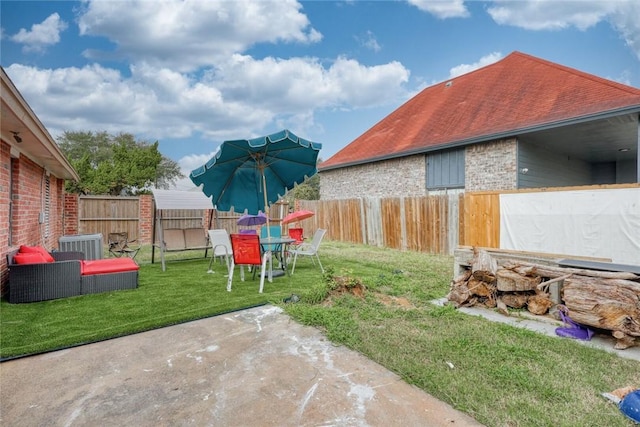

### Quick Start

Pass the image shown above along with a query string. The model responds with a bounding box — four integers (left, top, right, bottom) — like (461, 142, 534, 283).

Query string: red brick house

(319, 51, 640, 199)
(1, 67, 79, 290)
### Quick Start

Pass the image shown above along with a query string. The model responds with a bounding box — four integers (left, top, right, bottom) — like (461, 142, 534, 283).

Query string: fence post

(139, 195, 153, 244)
(63, 193, 79, 236)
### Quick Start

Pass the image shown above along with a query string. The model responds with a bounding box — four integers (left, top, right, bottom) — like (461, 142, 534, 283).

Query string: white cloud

(11, 13, 68, 53)
(608, 1, 640, 61)
(357, 31, 382, 52)
(407, 0, 470, 19)
(5, 50, 410, 150)
(487, 0, 640, 60)
(448, 52, 503, 78)
(77, 0, 322, 72)
(487, 0, 613, 31)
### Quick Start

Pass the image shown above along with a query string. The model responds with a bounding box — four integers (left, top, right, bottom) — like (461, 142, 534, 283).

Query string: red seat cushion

(19, 245, 55, 263)
(13, 252, 48, 265)
(81, 258, 139, 275)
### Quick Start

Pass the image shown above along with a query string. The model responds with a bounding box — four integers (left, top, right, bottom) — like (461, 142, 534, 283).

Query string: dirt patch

(322, 276, 414, 310)
(375, 293, 415, 309)
(322, 276, 366, 306)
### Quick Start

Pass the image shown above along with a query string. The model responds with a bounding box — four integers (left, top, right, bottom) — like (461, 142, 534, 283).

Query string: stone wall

(465, 138, 518, 191)
(320, 154, 427, 200)
(320, 139, 519, 199)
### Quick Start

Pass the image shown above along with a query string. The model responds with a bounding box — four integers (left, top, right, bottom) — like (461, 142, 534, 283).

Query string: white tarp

(152, 189, 213, 210)
(500, 187, 640, 265)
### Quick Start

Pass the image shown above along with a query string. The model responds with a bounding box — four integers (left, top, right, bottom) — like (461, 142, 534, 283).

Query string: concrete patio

(0, 305, 483, 426)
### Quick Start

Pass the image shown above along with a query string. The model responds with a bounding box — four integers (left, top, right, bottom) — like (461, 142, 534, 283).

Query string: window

(44, 174, 50, 238)
(426, 148, 465, 189)
(8, 157, 16, 246)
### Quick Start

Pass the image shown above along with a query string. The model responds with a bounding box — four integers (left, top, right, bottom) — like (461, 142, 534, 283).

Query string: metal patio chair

(289, 229, 326, 275)
(108, 232, 140, 259)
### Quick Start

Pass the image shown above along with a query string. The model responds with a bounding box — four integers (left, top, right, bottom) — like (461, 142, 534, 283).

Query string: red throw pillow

(19, 245, 55, 263)
(13, 252, 48, 265)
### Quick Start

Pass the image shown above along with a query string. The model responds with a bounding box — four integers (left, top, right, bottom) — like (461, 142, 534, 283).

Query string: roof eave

(319, 106, 640, 172)
(1, 68, 80, 182)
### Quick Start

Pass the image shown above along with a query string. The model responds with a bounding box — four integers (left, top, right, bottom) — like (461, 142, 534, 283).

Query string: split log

(562, 276, 640, 337)
(612, 331, 637, 350)
(446, 282, 470, 307)
(500, 293, 529, 309)
(472, 248, 497, 283)
(467, 277, 495, 297)
(482, 295, 497, 308)
(452, 269, 472, 285)
(506, 261, 639, 281)
(496, 268, 541, 291)
(527, 293, 553, 315)
(496, 298, 509, 316)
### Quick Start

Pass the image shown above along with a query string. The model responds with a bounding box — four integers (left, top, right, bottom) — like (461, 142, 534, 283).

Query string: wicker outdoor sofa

(6, 247, 139, 303)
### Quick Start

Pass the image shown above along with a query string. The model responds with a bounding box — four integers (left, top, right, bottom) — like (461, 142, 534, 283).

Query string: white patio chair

(290, 229, 327, 275)
(207, 229, 232, 275)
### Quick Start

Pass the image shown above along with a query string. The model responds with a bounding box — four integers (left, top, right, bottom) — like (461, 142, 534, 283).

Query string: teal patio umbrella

(190, 130, 322, 217)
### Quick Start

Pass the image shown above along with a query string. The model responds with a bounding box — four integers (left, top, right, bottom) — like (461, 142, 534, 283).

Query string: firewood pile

(447, 247, 640, 349)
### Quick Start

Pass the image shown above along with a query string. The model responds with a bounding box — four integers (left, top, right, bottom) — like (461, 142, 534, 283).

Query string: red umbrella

(282, 209, 315, 225)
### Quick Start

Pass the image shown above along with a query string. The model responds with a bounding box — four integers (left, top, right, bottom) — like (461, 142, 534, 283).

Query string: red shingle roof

(321, 51, 640, 170)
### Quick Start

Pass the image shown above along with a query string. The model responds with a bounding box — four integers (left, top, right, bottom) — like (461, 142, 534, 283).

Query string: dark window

(426, 149, 465, 189)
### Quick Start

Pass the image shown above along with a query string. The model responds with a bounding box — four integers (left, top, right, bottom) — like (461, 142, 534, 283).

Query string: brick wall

(0, 142, 10, 288)
(139, 195, 153, 243)
(1, 140, 67, 292)
(64, 193, 79, 235)
(320, 154, 427, 200)
(465, 138, 518, 191)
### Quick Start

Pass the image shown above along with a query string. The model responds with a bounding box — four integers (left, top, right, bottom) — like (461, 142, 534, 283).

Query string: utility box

(59, 233, 104, 260)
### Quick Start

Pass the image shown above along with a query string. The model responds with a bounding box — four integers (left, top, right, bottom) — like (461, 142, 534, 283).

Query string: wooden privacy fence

(70, 196, 292, 245)
(297, 191, 468, 255)
(77, 196, 141, 239)
(78, 193, 476, 254)
(69, 185, 636, 258)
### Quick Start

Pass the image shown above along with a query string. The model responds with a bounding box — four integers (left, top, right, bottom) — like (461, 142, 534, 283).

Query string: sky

(2, 0, 640, 190)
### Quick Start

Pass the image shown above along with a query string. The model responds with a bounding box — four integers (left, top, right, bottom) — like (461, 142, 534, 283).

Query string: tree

(58, 131, 184, 195)
(284, 158, 322, 202)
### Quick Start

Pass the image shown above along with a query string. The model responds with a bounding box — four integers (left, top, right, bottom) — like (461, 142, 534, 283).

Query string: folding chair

(288, 228, 304, 246)
(207, 229, 232, 274)
(285, 227, 304, 262)
(290, 229, 327, 274)
(108, 232, 140, 259)
(227, 234, 271, 293)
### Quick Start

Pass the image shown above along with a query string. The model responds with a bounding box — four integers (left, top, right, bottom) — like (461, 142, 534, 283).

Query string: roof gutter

(319, 106, 640, 172)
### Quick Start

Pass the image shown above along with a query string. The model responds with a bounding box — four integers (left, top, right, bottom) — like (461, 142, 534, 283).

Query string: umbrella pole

(262, 170, 271, 239)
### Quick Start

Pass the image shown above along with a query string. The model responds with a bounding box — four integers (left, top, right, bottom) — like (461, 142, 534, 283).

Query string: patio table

(259, 236, 295, 278)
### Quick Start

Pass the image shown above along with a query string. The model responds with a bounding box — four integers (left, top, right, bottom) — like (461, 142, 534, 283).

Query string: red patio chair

(288, 228, 304, 245)
(226, 234, 271, 293)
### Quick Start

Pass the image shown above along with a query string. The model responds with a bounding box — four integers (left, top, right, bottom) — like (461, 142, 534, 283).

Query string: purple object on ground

(555, 305, 594, 341)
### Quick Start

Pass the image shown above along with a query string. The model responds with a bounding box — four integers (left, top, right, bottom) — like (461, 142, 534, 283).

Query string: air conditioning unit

(59, 233, 104, 260)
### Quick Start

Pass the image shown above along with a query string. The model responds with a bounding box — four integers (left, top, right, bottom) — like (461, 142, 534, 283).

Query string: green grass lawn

(2, 241, 638, 427)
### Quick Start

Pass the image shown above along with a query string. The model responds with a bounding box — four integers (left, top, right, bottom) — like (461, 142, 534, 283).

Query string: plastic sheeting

(500, 188, 640, 265)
